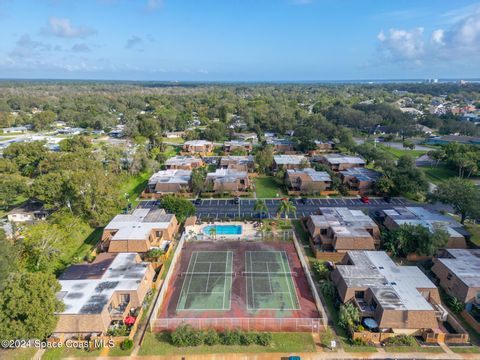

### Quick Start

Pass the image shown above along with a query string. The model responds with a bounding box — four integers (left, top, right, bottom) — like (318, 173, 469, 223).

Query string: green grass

(42, 346, 103, 359)
(119, 171, 152, 206)
(384, 345, 444, 353)
(162, 137, 185, 144)
(107, 346, 133, 357)
(379, 144, 427, 159)
(450, 346, 480, 353)
(139, 331, 316, 356)
(422, 165, 457, 184)
(464, 222, 480, 247)
(70, 227, 104, 262)
(292, 219, 315, 260)
(254, 175, 285, 198)
(0, 347, 37, 360)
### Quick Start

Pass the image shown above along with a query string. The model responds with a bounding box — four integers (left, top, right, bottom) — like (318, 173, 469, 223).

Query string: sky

(0, 0, 480, 81)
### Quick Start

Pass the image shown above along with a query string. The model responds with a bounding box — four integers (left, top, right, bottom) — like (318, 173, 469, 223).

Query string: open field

(253, 176, 285, 198)
(379, 144, 428, 159)
(139, 331, 316, 355)
(421, 165, 458, 184)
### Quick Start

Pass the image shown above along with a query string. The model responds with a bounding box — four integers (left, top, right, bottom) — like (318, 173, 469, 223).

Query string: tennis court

(245, 250, 300, 311)
(176, 251, 233, 311)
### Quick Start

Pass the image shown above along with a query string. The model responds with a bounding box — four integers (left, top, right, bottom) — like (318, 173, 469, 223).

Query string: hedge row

(170, 325, 273, 347)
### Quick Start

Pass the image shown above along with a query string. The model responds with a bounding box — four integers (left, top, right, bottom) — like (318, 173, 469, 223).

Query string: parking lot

(138, 197, 411, 220)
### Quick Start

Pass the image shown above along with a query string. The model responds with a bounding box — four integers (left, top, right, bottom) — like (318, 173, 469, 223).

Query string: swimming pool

(203, 225, 242, 236)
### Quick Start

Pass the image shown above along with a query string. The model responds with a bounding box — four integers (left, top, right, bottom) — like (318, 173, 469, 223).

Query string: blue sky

(0, 0, 480, 80)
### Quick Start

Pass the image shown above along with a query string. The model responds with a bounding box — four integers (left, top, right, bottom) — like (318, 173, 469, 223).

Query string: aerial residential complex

(306, 208, 380, 253)
(102, 208, 178, 253)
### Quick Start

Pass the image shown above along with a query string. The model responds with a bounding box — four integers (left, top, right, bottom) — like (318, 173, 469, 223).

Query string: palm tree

(253, 199, 268, 220)
(277, 199, 296, 219)
(209, 227, 217, 240)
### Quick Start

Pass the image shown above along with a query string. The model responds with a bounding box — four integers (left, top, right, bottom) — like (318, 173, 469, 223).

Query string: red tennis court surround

(153, 240, 322, 332)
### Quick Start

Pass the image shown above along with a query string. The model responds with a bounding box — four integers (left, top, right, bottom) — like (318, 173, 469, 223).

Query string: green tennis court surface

(245, 250, 300, 311)
(176, 251, 233, 311)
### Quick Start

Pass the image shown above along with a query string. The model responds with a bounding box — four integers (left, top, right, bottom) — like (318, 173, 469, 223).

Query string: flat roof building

(147, 169, 192, 194)
(183, 140, 214, 154)
(332, 251, 441, 331)
(319, 154, 365, 171)
(223, 140, 253, 153)
(219, 155, 255, 172)
(273, 155, 308, 170)
(206, 168, 250, 193)
(286, 168, 332, 194)
(54, 252, 154, 337)
(306, 207, 380, 252)
(165, 156, 204, 170)
(340, 167, 382, 195)
(103, 208, 178, 253)
(432, 249, 480, 307)
(381, 207, 467, 249)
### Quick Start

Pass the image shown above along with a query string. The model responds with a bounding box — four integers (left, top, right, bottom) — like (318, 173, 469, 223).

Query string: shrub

(383, 335, 417, 347)
(321, 328, 334, 348)
(240, 332, 257, 345)
(255, 332, 272, 346)
(107, 325, 129, 336)
(170, 325, 203, 347)
(120, 338, 133, 350)
(221, 330, 241, 345)
(312, 260, 329, 280)
(351, 337, 367, 346)
(446, 295, 464, 314)
(204, 329, 220, 346)
(145, 248, 165, 261)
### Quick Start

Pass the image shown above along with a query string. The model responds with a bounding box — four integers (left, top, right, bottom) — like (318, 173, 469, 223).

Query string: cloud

(125, 35, 143, 49)
(432, 10, 480, 58)
(10, 34, 51, 58)
(71, 43, 91, 52)
(377, 28, 425, 62)
(41, 17, 96, 38)
(146, 0, 162, 11)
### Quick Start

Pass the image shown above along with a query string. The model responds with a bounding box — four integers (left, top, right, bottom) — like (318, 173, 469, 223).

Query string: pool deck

(185, 221, 258, 241)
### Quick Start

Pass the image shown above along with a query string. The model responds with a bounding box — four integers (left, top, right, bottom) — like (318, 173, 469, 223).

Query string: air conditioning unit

(434, 303, 448, 322)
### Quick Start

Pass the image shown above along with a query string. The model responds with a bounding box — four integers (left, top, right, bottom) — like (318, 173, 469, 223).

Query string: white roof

(310, 207, 376, 237)
(105, 208, 174, 241)
(206, 168, 248, 182)
(322, 154, 365, 165)
(165, 156, 202, 166)
(287, 168, 331, 182)
(149, 169, 191, 185)
(436, 249, 480, 288)
(274, 155, 307, 165)
(338, 251, 436, 311)
(184, 140, 212, 146)
(57, 253, 149, 315)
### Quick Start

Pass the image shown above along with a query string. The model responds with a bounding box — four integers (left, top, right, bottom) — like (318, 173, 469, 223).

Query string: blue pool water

(203, 225, 242, 235)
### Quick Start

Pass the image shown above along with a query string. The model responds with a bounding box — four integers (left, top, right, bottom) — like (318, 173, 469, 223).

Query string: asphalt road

(138, 197, 413, 220)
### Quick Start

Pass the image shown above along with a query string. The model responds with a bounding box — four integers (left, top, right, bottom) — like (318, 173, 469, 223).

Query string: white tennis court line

(176, 251, 199, 311)
(281, 250, 301, 310)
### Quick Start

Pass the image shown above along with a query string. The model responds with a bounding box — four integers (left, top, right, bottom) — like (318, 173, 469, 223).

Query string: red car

(360, 196, 370, 204)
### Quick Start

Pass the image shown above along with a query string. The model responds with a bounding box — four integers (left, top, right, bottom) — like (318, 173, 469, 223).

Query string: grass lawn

(162, 137, 185, 144)
(119, 171, 152, 206)
(421, 165, 457, 184)
(450, 346, 480, 353)
(0, 347, 37, 360)
(107, 346, 133, 357)
(42, 346, 103, 359)
(464, 222, 480, 247)
(139, 332, 316, 356)
(254, 175, 285, 198)
(384, 345, 444, 353)
(292, 219, 315, 260)
(379, 145, 427, 159)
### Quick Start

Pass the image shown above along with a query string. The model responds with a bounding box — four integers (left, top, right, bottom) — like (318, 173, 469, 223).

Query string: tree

(277, 199, 296, 219)
(0, 173, 28, 209)
(432, 178, 480, 224)
(31, 110, 56, 130)
(190, 167, 207, 195)
(0, 272, 63, 340)
(255, 145, 274, 174)
(338, 303, 360, 333)
(160, 195, 196, 223)
(0, 230, 19, 290)
(253, 199, 268, 218)
(384, 223, 449, 257)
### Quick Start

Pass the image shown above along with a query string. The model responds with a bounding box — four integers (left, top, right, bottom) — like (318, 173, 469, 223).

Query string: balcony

(109, 302, 130, 320)
(354, 297, 375, 317)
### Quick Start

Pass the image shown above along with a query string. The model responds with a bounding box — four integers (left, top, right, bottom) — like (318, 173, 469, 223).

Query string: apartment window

(355, 291, 365, 299)
(320, 228, 327, 235)
(119, 294, 130, 304)
(447, 273, 453, 281)
(371, 299, 378, 309)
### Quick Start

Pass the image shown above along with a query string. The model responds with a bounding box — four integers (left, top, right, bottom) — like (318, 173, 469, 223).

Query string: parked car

(360, 196, 370, 204)
(383, 196, 392, 203)
(194, 198, 201, 205)
(234, 197, 240, 204)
